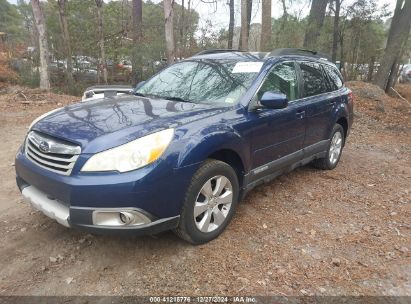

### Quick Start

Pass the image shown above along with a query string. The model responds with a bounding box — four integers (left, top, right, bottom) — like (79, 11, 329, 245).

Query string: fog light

(119, 212, 134, 225)
(92, 209, 152, 226)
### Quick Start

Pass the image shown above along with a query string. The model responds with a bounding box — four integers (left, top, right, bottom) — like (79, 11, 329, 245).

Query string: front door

(249, 62, 306, 177)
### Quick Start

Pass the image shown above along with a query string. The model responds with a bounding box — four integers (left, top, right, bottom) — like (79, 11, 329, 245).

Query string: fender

(328, 88, 351, 138)
(176, 123, 251, 172)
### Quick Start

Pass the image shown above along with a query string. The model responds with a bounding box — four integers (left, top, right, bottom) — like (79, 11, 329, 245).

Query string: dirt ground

(0, 82, 410, 296)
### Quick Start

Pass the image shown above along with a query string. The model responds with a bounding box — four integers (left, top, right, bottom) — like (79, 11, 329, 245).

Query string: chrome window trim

(249, 60, 301, 110)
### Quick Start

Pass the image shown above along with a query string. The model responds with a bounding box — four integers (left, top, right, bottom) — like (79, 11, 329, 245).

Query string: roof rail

(194, 49, 242, 56)
(269, 48, 331, 61)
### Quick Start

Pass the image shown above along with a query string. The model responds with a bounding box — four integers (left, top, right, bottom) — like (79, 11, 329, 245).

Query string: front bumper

(21, 184, 180, 235)
(22, 185, 70, 227)
(15, 149, 199, 219)
(15, 148, 200, 235)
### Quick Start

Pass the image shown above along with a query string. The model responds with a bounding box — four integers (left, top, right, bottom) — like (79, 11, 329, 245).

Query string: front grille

(25, 131, 81, 176)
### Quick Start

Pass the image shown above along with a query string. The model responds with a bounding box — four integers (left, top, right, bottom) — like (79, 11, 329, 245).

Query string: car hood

(32, 95, 229, 153)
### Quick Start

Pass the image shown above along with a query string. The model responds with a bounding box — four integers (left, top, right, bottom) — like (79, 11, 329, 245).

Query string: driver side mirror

(260, 91, 288, 109)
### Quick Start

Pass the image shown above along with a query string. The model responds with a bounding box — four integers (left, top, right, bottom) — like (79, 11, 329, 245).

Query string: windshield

(136, 60, 262, 105)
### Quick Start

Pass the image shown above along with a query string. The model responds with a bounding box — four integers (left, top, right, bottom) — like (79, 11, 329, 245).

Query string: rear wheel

(174, 159, 239, 244)
(312, 124, 345, 170)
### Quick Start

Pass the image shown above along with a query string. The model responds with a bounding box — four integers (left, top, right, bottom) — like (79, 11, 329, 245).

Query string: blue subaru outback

(15, 49, 354, 244)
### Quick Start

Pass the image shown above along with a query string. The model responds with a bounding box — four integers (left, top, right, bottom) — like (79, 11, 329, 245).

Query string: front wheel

(312, 124, 345, 170)
(174, 159, 239, 244)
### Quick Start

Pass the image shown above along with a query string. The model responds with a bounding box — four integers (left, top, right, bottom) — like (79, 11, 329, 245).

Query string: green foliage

(338, 0, 389, 79)
(0, 0, 26, 42)
(271, 16, 306, 49)
(5, 0, 393, 91)
(65, 0, 99, 58)
(46, 1, 197, 73)
(18, 61, 40, 88)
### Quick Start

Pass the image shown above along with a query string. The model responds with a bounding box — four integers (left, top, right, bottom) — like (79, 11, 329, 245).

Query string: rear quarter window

(299, 62, 328, 97)
(322, 64, 344, 91)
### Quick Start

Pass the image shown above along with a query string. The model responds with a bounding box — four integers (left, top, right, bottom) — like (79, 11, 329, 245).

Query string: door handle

(296, 110, 305, 119)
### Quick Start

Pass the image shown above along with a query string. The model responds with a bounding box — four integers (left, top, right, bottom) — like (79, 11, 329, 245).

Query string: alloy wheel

(193, 175, 233, 233)
(329, 131, 343, 165)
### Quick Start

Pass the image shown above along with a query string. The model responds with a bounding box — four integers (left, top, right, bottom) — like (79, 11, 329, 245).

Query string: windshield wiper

(136, 93, 192, 103)
(159, 96, 192, 103)
(134, 92, 146, 97)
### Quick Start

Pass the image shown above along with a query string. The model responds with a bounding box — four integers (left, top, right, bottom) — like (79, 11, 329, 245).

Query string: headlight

(81, 128, 174, 173)
(29, 107, 62, 130)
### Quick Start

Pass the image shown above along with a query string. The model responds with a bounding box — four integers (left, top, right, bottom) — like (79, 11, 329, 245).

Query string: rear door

(298, 61, 338, 149)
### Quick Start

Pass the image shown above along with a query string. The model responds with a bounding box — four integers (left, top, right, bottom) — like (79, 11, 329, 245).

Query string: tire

(312, 124, 345, 170)
(174, 159, 239, 244)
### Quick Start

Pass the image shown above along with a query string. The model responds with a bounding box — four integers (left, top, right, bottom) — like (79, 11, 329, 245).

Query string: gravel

(0, 83, 409, 296)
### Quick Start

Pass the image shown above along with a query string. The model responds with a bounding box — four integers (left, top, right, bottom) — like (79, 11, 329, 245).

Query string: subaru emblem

(39, 141, 50, 153)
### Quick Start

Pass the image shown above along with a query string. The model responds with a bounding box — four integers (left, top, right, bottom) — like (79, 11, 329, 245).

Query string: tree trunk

(240, 0, 249, 50)
(280, 0, 287, 31)
(386, 57, 400, 93)
(374, 0, 411, 91)
(57, 0, 74, 87)
(303, 0, 329, 50)
(187, 0, 194, 51)
(31, 0, 50, 90)
(339, 34, 346, 78)
(132, 0, 143, 85)
(274, 0, 287, 47)
(179, 0, 185, 58)
(164, 0, 175, 64)
(331, 0, 341, 62)
(349, 34, 360, 80)
(247, 0, 252, 32)
(367, 56, 375, 82)
(260, 0, 271, 51)
(228, 0, 234, 49)
(280, 0, 287, 17)
(95, 0, 107, 84)
(386, 35, 409, 92)
(392, 39, 409, 88)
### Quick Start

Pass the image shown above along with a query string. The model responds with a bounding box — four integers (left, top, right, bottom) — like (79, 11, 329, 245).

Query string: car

(399, 64, 411, 83)
(15, 48, 354, 244)
(82, 85, 134, 101)
(117, 59, 132, 72)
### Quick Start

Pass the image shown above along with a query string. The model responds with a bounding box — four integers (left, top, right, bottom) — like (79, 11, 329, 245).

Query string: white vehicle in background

(399, 64, 411, 83)
(82, 85, 133, 101)
(117, 59, 132, 72)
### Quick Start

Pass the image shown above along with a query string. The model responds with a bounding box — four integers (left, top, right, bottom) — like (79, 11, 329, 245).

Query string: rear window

(322, 64, 344, 91)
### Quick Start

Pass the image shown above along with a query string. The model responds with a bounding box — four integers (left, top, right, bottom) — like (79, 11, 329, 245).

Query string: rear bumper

(21, 184, 180, 235)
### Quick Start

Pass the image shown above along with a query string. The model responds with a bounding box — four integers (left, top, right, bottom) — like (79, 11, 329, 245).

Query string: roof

(190, 48, 333, 64)
(269, 48, 332, 61)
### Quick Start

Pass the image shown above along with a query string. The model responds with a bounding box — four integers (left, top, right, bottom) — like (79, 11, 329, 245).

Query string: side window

(299, 62, 328, 97)
(257, 62, 299, 102)
(322, 64, 344, 91)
